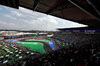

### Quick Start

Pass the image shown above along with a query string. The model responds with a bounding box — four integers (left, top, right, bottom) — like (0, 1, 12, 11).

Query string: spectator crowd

(0, 32, 100, 66)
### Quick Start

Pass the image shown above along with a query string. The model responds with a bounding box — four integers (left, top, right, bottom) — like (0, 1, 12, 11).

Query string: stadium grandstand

(0, 0, 100, 66)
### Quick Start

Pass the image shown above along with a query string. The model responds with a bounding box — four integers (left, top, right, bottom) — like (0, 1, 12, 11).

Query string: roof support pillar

(68, 0, 100, 21)
(87, 0, 100, 16)
(33, 0, 41, 11)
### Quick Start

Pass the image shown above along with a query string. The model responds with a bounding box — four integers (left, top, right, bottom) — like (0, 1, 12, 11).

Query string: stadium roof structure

(15, 32, 47, 36)
(0, 0, 100, 27)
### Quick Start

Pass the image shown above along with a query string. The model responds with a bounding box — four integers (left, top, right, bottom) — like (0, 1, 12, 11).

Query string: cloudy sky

(0, 5, 87, 31)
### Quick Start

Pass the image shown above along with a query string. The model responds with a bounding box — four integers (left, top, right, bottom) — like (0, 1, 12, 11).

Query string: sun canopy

(1, 0, 100, 27)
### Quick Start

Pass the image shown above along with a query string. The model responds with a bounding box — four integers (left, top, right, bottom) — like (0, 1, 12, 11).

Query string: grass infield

(16, 42, 45, 53)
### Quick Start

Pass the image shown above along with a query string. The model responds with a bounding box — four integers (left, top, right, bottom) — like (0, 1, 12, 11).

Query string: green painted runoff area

(16, 42, 45, 53)
(26, 39, 50, 42)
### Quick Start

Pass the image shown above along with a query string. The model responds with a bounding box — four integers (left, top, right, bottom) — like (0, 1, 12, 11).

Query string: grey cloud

(0, 6, 87, 31)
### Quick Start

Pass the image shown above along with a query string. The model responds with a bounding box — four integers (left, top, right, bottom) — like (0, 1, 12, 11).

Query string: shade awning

(1, 0, 100, 27)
